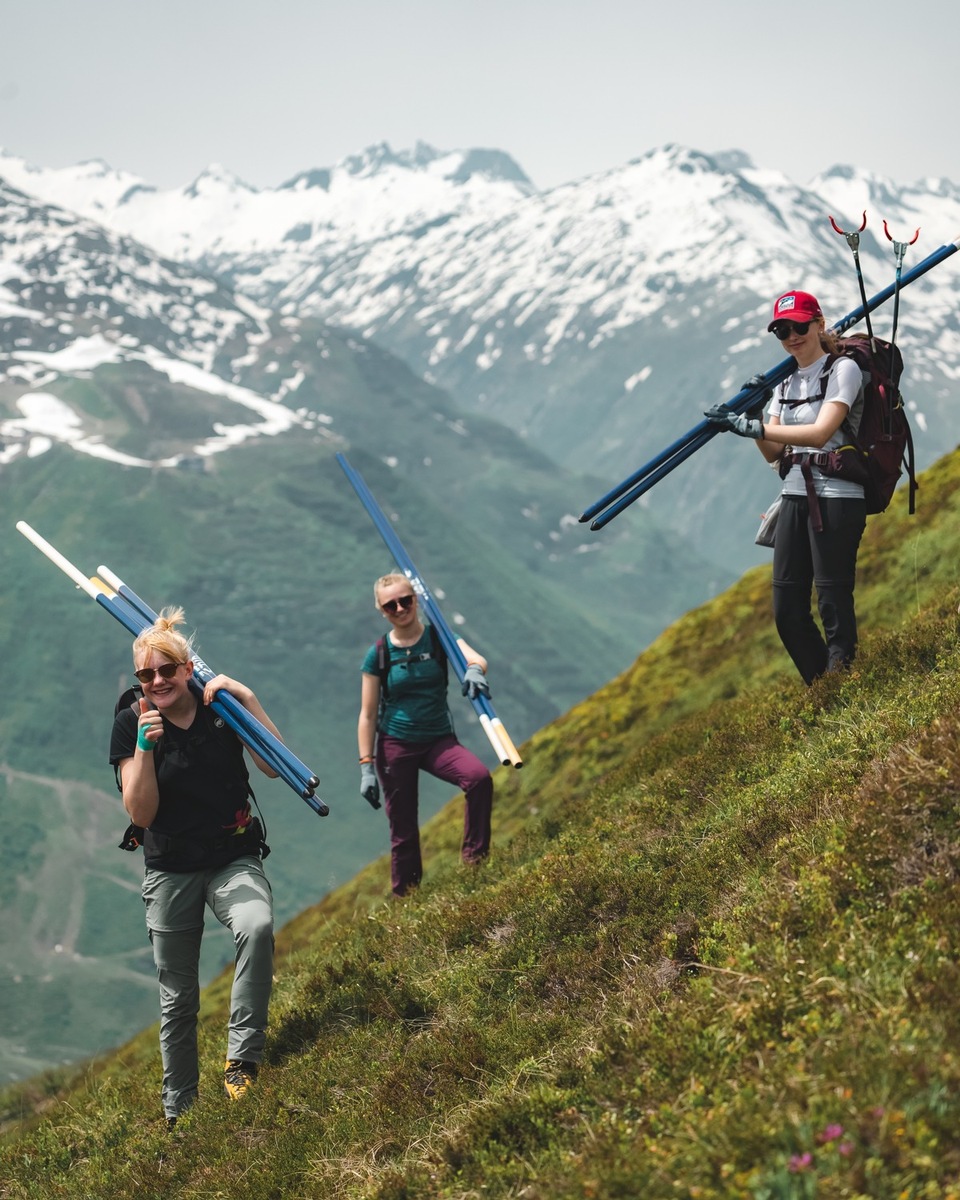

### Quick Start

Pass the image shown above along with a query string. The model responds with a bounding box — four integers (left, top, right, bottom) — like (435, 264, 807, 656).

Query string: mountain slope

(0, 178, 732, 1084)
(3, 438, 960, 1196)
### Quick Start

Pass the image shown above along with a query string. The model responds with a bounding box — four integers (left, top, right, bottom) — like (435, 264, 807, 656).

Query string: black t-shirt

(109, 701, 258, 872)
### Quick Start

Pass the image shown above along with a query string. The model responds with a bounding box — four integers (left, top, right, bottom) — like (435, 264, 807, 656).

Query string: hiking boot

(224, 1059, 259, 1101)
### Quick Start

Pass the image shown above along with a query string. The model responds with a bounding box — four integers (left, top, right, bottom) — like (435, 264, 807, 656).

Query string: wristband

(137, 726, 155, 753)
(359, 756, 375, 764)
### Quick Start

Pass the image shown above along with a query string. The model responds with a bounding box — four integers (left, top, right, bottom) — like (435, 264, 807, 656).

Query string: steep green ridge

(2, 453, 959, 1196)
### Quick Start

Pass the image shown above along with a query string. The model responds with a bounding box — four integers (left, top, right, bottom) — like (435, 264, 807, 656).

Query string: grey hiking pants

(142, 855, 274, 1119)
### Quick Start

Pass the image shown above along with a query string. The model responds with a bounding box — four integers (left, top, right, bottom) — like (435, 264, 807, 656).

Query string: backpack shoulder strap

(815, 352, 840, 401)
(113, 685, 144, 793)
(428, 624, 449, 685)
(376, 634, 391, 699)
(114, 684, 146, 848)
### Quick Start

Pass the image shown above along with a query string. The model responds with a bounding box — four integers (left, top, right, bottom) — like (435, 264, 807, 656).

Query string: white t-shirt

(768, 353, 865, 498)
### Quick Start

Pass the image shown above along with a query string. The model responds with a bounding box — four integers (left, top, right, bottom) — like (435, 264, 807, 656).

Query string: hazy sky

(2, 0, 954, 192)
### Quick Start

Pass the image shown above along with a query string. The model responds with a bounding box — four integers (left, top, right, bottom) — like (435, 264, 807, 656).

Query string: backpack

(778, 334, 917, 518)
(374, 625, 448, 726)
(113, 685, 268, 857)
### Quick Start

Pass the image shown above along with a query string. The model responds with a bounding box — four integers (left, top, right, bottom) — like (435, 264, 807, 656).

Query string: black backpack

(113, 685, 268, 857)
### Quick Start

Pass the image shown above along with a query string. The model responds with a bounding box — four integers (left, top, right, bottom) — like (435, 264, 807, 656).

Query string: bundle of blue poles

(336, 453, 523, 769)
(15, 522, 328, 816)
(580, 233, 960, 531)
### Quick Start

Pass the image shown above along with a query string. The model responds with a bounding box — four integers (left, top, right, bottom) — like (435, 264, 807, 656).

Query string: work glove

(704, 405, 764, 440)
(742, 373, 773, 417)
(360, 762, 381, 810)
(461, 663, 490, 700)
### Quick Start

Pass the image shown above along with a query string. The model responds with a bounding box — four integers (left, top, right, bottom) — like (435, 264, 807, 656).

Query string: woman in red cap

(705, 291, 866, 684)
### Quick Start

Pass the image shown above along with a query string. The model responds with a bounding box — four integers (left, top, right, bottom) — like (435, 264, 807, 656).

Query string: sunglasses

(134, 661, 186, 684)
(771, 319, 816, 340)
(381, 594, 415, 615)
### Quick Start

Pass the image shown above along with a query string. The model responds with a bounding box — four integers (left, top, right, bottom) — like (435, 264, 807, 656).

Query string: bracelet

(359, 755, 374, 764)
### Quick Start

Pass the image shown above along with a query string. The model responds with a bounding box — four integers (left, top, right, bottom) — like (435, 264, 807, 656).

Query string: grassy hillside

(2, 452, 960, 1198)
(0, 431, 658, 1080)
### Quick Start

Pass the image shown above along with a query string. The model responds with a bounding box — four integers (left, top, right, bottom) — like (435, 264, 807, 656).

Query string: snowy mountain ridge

(2, 139, 959, 565)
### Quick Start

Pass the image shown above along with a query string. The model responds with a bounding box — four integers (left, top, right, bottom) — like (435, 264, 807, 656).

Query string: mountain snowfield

(0, 176, 340, 470)
(2, 139, 959, 564)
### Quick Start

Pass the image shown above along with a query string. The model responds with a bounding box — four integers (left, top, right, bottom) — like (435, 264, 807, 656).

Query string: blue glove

(461, 663, 490, 700)
(704, 405, 764, 439)
(360, 762, 381, 809)
(742, 373, 773, 416)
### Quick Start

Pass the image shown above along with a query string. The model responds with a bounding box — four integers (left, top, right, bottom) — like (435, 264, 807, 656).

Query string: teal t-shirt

(362, 626, 452, 741)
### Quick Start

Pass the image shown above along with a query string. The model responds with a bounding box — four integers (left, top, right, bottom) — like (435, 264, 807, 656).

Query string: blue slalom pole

(15, 523, 328, 815)
(96, 565, 325, 809)
(335, 454, 523, 768)
(102, 586, 320, 805)
(580, 233, 960, 530)
(582, 364, 794, 530)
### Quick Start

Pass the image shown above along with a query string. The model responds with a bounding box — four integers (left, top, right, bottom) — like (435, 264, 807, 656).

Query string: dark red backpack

(824, 334, 917, 515)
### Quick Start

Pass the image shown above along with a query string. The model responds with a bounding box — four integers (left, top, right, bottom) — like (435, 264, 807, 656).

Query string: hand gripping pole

(579, 233, 960, 528)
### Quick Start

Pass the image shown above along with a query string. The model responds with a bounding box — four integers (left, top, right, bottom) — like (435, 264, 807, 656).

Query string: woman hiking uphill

(109, 607, 281, 1126)
(706, 290, 867, 685)
(358, 573, 494, 896)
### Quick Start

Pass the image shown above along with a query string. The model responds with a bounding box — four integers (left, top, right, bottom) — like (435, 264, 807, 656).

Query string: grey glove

(704, 405, 764, 440)
(742, 373, 773, 416)
(360, 762, 381, 809)
(461, 663, 490, 700)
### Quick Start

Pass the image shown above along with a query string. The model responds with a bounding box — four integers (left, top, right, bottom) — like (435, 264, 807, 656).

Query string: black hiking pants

(772, 494, 867, 685)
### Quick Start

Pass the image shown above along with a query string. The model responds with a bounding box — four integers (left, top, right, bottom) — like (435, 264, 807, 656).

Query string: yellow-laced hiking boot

(223, 1059, 259, 1100)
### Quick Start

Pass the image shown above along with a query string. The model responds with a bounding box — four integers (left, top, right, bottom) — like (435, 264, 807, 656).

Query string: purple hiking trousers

(376, 732, 493, 895)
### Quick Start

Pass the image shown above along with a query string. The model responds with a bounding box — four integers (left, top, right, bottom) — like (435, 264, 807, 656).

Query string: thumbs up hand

(136, 696, 163, 753)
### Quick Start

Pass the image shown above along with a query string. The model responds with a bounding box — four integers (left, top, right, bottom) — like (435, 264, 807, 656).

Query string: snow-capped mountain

(0, 175, 321, 468)
(0, 141, 533, 263)
(0, 166, 724, 640)
(3, 140, 959, 567)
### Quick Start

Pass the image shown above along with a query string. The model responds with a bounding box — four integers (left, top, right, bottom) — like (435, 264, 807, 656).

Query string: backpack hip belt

(778, 446, 869, 533)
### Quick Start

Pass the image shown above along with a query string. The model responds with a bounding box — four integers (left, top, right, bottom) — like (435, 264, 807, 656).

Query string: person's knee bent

(463, 767, 492, 799)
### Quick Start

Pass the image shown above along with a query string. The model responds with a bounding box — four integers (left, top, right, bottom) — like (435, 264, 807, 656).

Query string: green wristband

(137, 726, 155, 753)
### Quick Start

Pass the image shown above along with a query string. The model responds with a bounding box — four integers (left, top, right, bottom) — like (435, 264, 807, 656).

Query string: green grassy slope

(0, 432, 665, 1083)
(2, 454, 960, 1198)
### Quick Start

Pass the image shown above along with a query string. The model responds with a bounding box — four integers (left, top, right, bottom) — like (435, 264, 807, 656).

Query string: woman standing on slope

(705, 290, 866, 684)
(109, 608, 281, 1126)
(357, 573, 493, 896)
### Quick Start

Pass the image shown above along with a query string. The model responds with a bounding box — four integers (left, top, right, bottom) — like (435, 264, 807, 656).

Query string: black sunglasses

(381, 594, 415, 615)
(134, 661, 185, 684)
(771, 319, 815, 340)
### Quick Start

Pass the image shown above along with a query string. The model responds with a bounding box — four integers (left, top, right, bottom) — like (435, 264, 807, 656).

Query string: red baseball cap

(767, 291, 823, 331)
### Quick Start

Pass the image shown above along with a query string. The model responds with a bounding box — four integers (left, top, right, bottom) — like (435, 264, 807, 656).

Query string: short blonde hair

(132, 606, 193, 667)
(373, 572, 413, 610)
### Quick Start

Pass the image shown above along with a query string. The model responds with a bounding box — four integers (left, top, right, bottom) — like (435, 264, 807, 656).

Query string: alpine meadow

(2, 141, 960, 1196)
